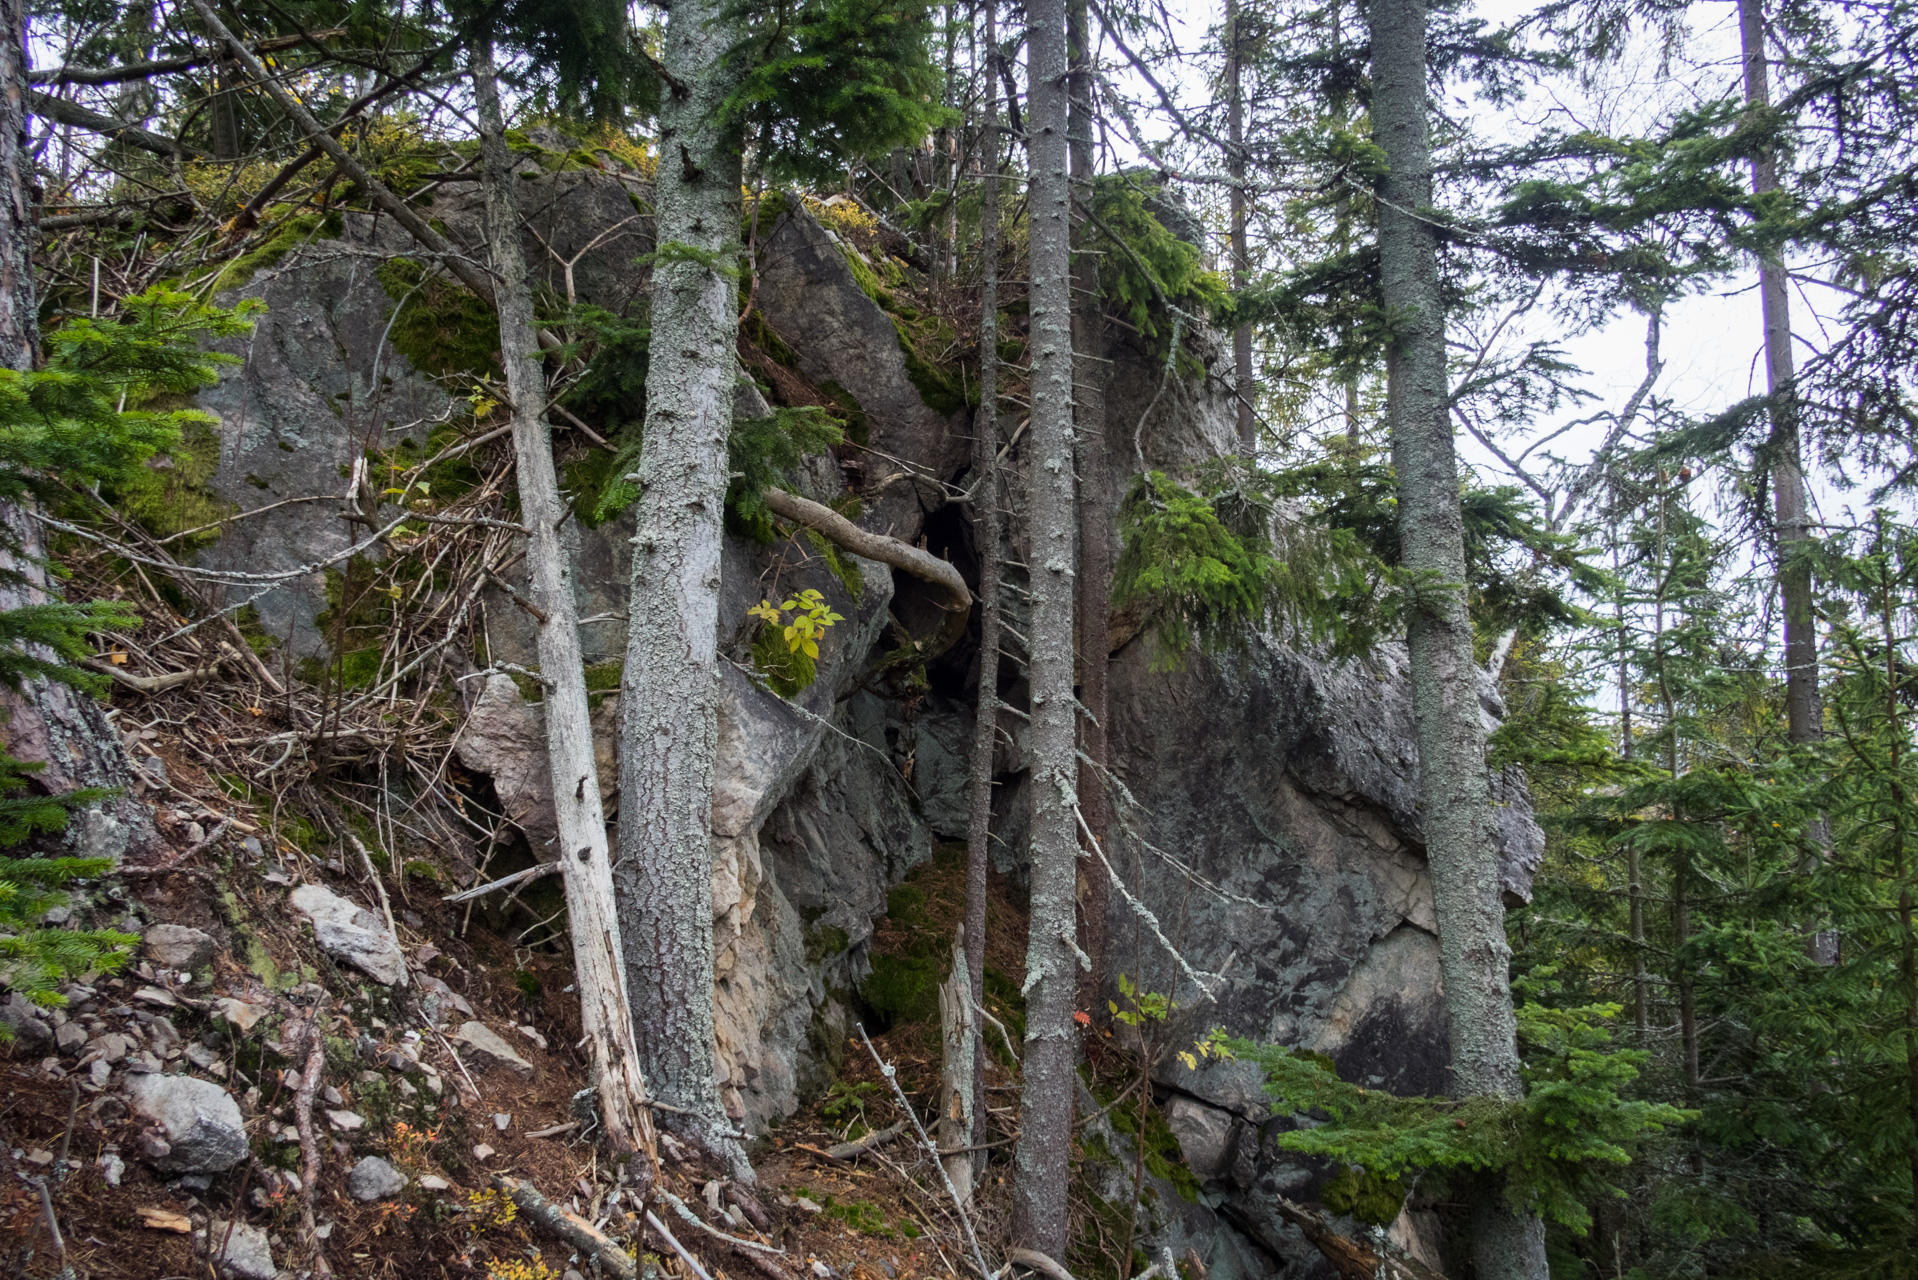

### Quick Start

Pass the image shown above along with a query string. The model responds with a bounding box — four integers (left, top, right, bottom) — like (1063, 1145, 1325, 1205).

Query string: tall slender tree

(1069, 0, 1111, 1007)
(613, 0, 752, 1176)
(1226, 0, 1255, 457)
(964, 0, 1006, 1151)
(1735, 0, 1819, 748)
(1011, 0, 1082, 1255)
(1368, 0, 1545, 1273)
(471, 35, 658, 1169)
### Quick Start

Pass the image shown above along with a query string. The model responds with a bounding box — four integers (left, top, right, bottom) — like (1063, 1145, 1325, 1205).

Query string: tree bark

(613, 0, 751, 1179)
(1011, 0, 1081, 1255)
(1367, 0, 1545, 1274)
(1068, 0, 1111, 1017)
(471, 40, 658, 1172)
(965, 12, 1005, 1151)
(1735, 0, 1819, 748)
(1227, 0, 1256, 457)
(0, 0, 157, 861)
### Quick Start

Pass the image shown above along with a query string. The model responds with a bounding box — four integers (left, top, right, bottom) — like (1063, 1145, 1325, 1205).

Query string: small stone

(565, 1271, 586, 1280)
(22, 1148, 52, 1166)
(418, 1174, 450, 1192)
(0, 992, 53, 1056)
(322, 1085, 343, 1106)
(812, 1261, 835, 1279)
(452, 1022, 533, 1079)
(88, 1058, 111, 1088)
(795, 1196, 824, 1215)
(54, 1022, 87, 1054)
(98, 1032, 135, 1063)
(472, 1143, 495, 1161)
(396, 1079, 417, 1099)
(493, 1113, 511, 1132)
(324, 1109, 364, 1132)
(345, 1155, 407, 1202)
(213, 998, 267, 1033)
(184, 1043, 221, 1072)
(143, 924, 216, 972)
(209, 1217, 276, 1280)
(98, 1152, 125, 1186)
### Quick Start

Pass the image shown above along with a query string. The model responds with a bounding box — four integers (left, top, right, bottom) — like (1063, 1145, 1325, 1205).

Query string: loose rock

(209, 1217, 276, 1280)
(453, 1021, 533, 1078)
(346, 1155, 407, 1202)
(0, 992, 52, 1056)
(289, 883, 408, 987)
(126, 1073, 247, 1173)
(143, 924, 216, 972)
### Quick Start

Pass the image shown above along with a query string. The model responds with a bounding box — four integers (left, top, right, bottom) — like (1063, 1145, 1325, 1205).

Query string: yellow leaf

(108, 651, 128, 665)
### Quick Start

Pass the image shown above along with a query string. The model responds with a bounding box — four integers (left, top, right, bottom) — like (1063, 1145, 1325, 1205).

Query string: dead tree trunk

(471, 39, 658, 1171)
(965, 12, 1006, 1150)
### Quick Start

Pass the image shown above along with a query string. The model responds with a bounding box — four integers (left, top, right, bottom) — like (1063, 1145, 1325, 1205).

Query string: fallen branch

(656, 1187, 785, 1255)
(825, 1119, 906, 1161)
(84, 650, 227, 692)
(496, 1174, 636, 1279)
(435, 859, 556, 901)
(646, 1208, 717, 1280)
(1268, 1196, 1448, 1280)
(856, 1024, 993, 1279)
(760, 488, 972, 661)
(288, 1004, 331, 1275)
(1007, 1249, 1077, 1280)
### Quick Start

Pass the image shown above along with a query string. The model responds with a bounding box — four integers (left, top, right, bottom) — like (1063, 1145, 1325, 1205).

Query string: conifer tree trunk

(1227, 0, 1255, 457)
(0, 0, 155, 860)
(1736, 0, 1819, 748)
(1068, 0, 1111, 1009)
(612, 0, 751, 1177)
(964, 0, 1005, 1150)
(1367, 0, 1544, 1273)
(1011, 0, 1082, 1255)
(471, 40, 658, 1171)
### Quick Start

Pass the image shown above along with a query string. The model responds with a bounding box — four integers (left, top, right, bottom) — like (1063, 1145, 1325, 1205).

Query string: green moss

(803, 529, 866, 600)
(816, 380, 869, 445)
(107, 415, 234, 550)
(375, 258, 499, 379)
(892, 315, 971, 416)
(1319, 1165, 1406, 1226)
(1108, 1094, 1202, 1203)
(403, 860, 440, 882)
(513, 969, 543, 1001)
(750, 622, 818, 697)
(214, 211, 344, 294)
(805, 922, 850, 965)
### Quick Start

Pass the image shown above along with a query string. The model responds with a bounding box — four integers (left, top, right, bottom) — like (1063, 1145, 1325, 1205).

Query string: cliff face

(190, 169, 1540, 1275)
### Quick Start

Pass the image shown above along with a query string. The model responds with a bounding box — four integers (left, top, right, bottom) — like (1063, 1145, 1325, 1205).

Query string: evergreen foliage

(0, 747, 135, 1030)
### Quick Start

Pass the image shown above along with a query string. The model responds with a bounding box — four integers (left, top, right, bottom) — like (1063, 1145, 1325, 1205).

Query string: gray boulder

(346, 1155, 407, 1202)
(126, 1072, 247, 1173)
(288, 883, 408, 987)
(144, 923, 217, 971)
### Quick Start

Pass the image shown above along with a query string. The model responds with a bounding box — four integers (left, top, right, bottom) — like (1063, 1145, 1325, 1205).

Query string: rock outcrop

(192, 167, 1545, 1278)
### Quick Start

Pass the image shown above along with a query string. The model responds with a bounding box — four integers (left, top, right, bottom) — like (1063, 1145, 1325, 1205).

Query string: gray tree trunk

(964, 4, 1005, 1152)
(471, 41, 658, 1172)
(1068, 0, 1111, 1013)
(1736, 0, 1819, 748)
(612, 0, 751, 1178)
(0, 0, 156, 863)
(1011, 0, 1081, 1255)
(1227, 0, 1256, 456)
(1367, 0, 1545, 1274)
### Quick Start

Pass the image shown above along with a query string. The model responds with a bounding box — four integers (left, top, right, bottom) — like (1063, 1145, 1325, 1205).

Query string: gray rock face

(289, 883, 408, 987)
(209, 1218, 276, 1280)
(346, 1155, 407, 1201)
(453, 1021, 533, 1078)
(126, 1072, 247, 1173)
(144, 923, 216, 971)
